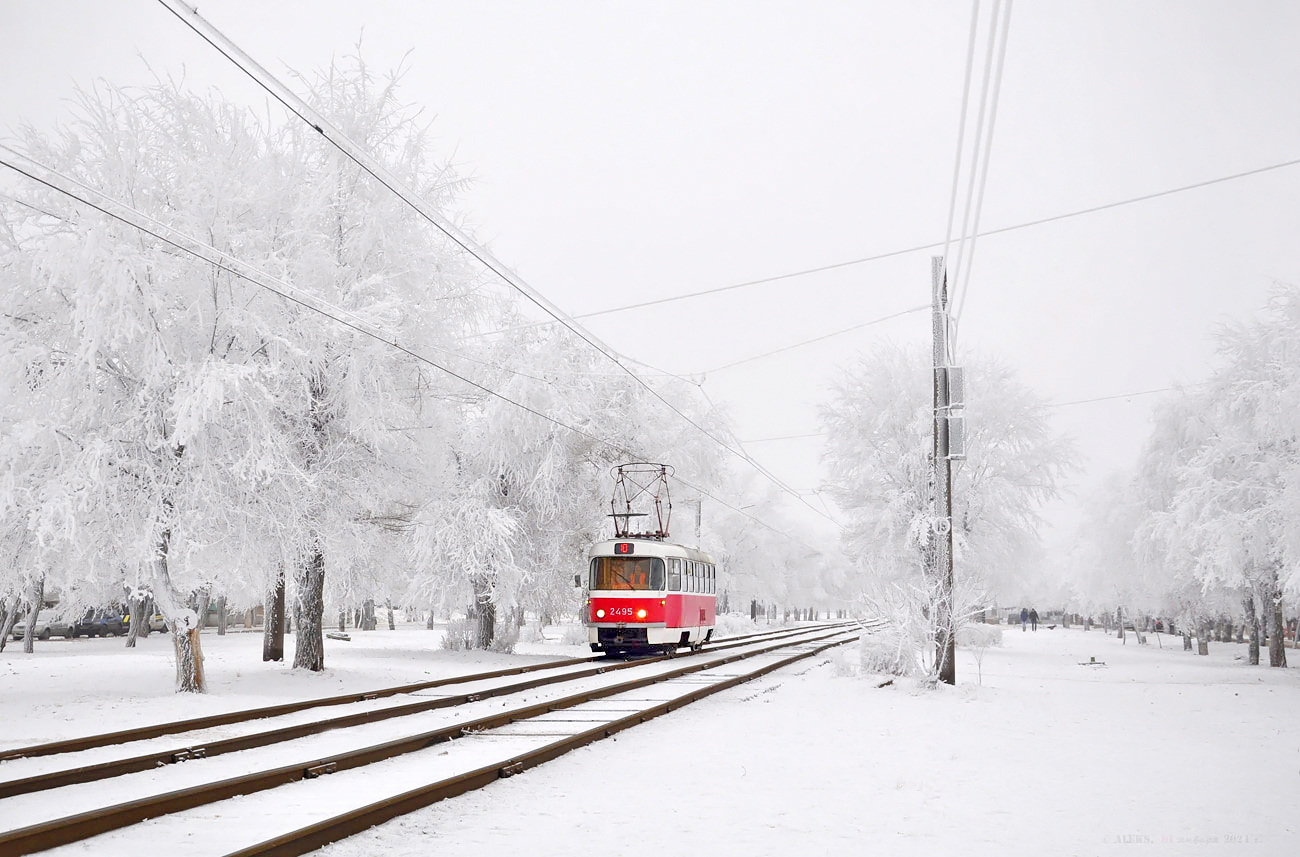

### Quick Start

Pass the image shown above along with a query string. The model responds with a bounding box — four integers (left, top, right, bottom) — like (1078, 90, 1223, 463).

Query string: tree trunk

(148, 534, 206, 692)
(361, 599, 376, 631)
(1268, 583, 1287, 668)
(215, 595, 228, 636)
(172, 625, 205, 692)
(22, 577, 44, 654)
(1245, 595, 1260, 666)
(190, 586, 210, 632)
(426, 607, 435, 630)
(1182, 631, 1192, 651)
(292, 548, 325, 671)
(338, 609, 346, 632)
(1196, 622, 1209, 656)
(387, 600, 396, 631)
(263, 569, 285, 662)
(0, 597, 18, 653)
(470, 576, 495, 649)
(126, 589, 148, 648)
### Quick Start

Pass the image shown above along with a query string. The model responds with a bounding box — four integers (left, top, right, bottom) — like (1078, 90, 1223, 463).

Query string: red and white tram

(585, 538, 717, 655)
(582, 463, 717, 655)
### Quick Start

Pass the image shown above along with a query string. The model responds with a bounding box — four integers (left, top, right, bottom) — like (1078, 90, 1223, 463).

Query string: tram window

(590, 557, 665, 591)
(668, 558, 682, 591)
(707, 565, 713, 594)
(710, 565, 716, 594)
(686, 562, 694, 592)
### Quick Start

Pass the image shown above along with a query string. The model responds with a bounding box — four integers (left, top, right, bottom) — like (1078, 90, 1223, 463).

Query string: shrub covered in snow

(440, 619, 472, 651)
(857, 626, 919, 676)
(440, 618, 518, 653)
(956, 623, 1003, 648)
(714, 612, 762, 637)
(560, 623, 589, 646)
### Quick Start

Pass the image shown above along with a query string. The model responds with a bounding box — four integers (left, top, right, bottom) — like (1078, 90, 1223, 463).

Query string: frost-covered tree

(1128, 288, 1300, 666)
(0, 57, 485, 686)
(409, 326, 730, 648)
(820, 344, 1075, 677)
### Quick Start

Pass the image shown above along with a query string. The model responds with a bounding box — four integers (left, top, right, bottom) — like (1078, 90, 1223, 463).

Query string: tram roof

(588, 539, 715, 564)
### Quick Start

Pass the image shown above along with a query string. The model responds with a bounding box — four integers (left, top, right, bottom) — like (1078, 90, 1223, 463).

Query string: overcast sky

(3, 1, 1298, 565)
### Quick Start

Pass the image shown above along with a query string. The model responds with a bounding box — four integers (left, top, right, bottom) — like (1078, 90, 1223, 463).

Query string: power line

(951, 0, 1014, 335)
(949, 0, 1004, 311)
(1046, 387, 1174, 408)
(157, 0, 840, 529)
(743, 385, 1185, 442)
(940, 0, 983, 273)
(742, 432, 827, 444)
(699, 304, 928, 375)
(0, 149, 825, 555)
(544, 155, 1300, 322)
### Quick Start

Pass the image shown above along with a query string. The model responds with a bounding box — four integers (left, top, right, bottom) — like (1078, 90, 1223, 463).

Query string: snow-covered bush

(857, 626, 919, 676)
(956, 623, 1003, 648)
(714, 612, 761, 638)
(440, 619, 473, 651)
(560, 623, 589, 646)
(487, 621, 519, 654)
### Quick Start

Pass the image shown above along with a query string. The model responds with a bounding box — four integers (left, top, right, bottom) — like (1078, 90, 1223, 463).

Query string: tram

(582, 464, 717, 655)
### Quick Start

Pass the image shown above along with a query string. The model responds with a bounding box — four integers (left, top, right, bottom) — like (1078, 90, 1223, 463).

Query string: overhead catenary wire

(156, 0, 839, 530)
(511, 155, 1300, 325)
(0, 149, 825, 555)
(743, 385, 1187, 444)
(698, 304, 929, 376)
(939, 0, 983, 273)
(947, 0, 1004, 308)
(950, 0, 1014, 339)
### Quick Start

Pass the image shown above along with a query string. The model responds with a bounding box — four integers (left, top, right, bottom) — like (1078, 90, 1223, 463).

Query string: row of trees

(0, 60, 845, 690)
(1064, 287, 1300, 667)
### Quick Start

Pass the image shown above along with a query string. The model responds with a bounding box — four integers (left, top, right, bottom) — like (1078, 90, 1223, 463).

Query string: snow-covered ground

(316, 625, 1297, 856)
(0, 620, 591, 749)
(3, 623, 1295, 855)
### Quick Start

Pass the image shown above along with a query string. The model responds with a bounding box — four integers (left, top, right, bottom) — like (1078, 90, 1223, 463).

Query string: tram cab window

(590, 557, 665, 591)
(667, 558, 682, 591)
(710, 565, 716, 594)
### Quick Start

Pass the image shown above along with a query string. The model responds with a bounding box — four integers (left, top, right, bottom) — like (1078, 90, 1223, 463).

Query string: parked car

(148, 612, 168, 632)
(70, 610, 126, 637)
(10, 618, 72, 640)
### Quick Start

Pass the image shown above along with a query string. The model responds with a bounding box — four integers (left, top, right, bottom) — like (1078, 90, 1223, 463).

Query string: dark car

(71, 611, 126, 637)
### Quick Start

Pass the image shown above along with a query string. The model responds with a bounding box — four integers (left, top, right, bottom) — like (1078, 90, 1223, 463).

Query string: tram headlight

(636, 608, 647, 619)
(595, 609, 605, 619)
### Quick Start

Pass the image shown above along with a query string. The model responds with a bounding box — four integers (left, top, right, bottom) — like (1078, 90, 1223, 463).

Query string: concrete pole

(932, 256, 956, 685)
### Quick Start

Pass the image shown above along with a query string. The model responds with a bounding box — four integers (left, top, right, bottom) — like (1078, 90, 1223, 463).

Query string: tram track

(0, 620, 841, 767)
(0, 621, 849, 800)
(0, 622, 864, 856)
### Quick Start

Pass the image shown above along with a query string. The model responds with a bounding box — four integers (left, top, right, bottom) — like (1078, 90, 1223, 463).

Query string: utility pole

(931, 256, 956, 685)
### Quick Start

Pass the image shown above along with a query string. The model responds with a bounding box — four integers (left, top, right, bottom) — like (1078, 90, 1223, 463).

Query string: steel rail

(0, 626, 860, 856)
(0, 621, 853, 799)
(227, 633, 853, 857)
(0, 621, 848, 763)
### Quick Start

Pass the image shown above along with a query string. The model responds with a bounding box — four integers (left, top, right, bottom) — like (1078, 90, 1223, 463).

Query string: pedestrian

(1030, 607, 1039, 632)
(1020, 607, 1028, 631)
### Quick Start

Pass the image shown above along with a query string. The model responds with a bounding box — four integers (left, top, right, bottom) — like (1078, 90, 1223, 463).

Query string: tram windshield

(589, 556, 665, 591)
